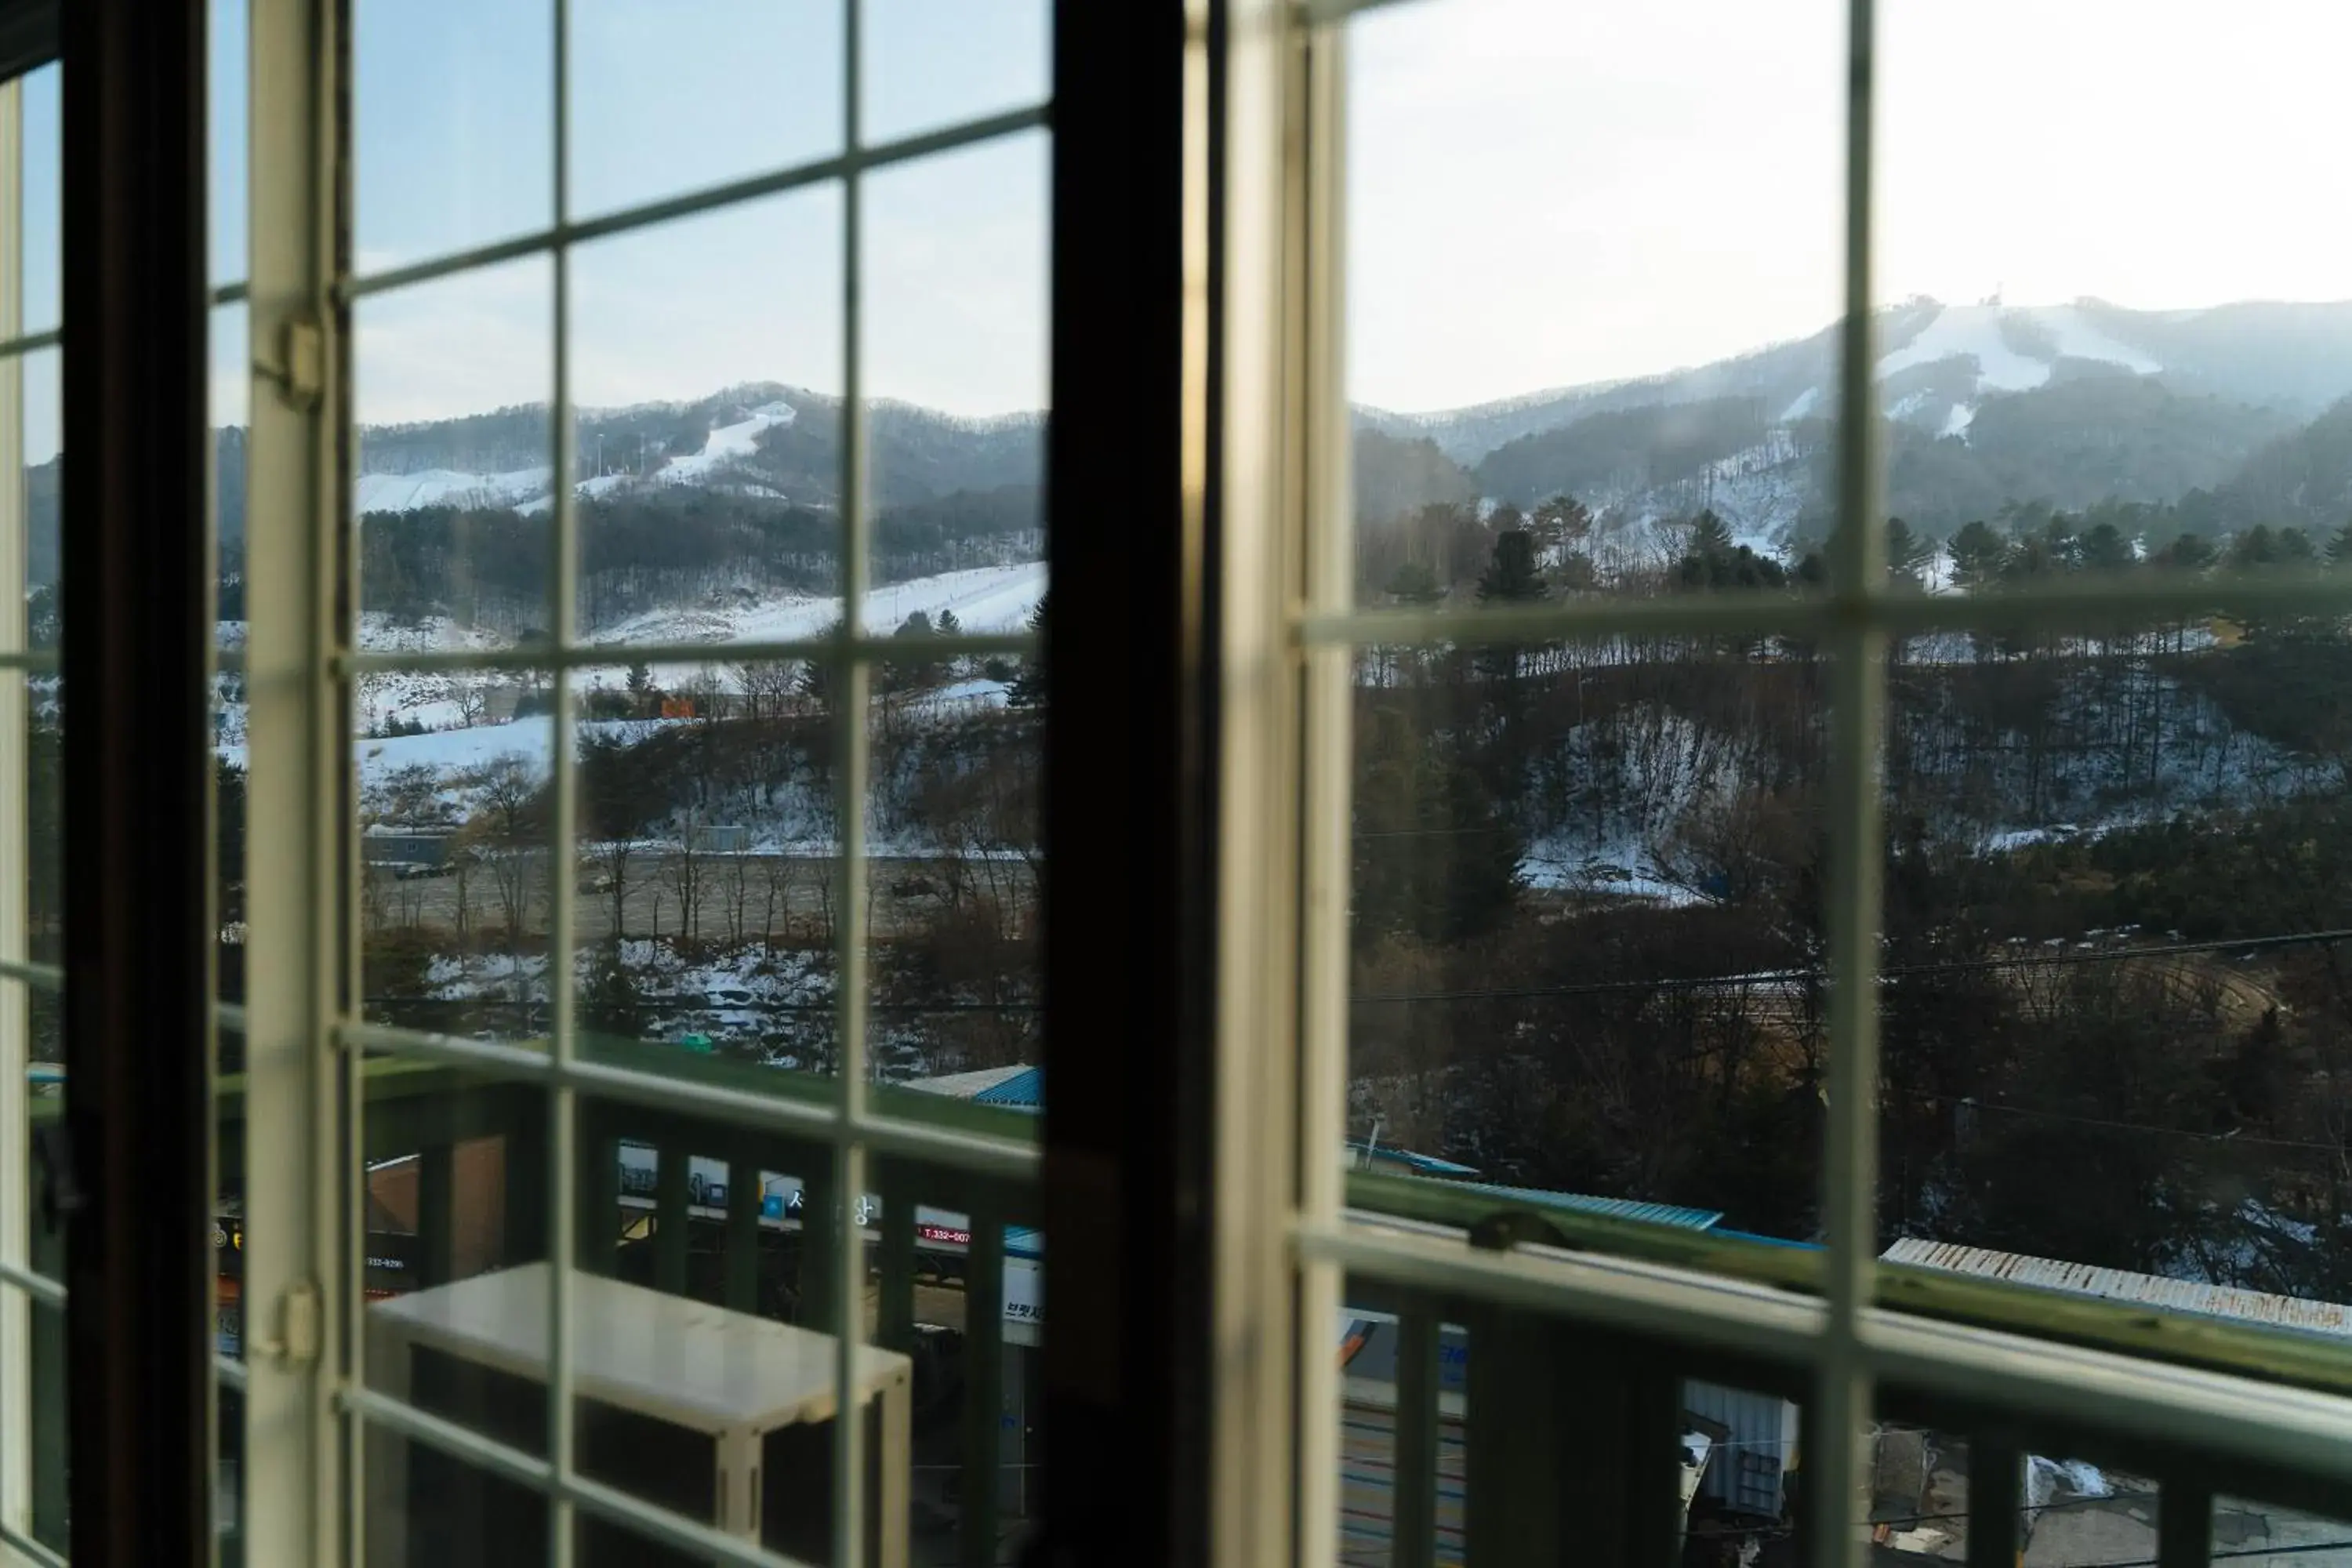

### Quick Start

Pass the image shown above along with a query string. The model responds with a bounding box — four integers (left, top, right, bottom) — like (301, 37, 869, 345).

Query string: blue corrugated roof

(1352, 1141, 1479, 1177)
(1439, 1180, 1723, 1232)
(972, 1066, 1044, 1109)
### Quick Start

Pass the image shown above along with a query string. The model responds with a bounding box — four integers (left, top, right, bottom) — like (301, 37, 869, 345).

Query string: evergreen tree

(1475, 530, 1546, 603)
(1005, 594, 1048, 710)
(579, 939, 647, 1044)
(2230, 525, 2280, 570)
(796, 621, 844, 710)
(1885, 517, 1932, 588)
(2278, 528, 2318, 564)
(1384, 559, 1443, 605)
(1530, 493, 1592, 553)
(1686, 509, 1735, 564)
(2080, 521, 2136, 573)
(2328, 519, 2352, 566)
(1948, 520, 2008, 590)
(2161, 531, 2216, 571)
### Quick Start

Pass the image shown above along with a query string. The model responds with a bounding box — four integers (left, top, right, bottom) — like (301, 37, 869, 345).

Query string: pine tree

(1005, 594, 1048, 710)
(2162, 531, 2216, 572)
(2080, 521, 2135, 573)
(1384, 559, 1443, 605)
(2328, 519, 2352, 566)
(1948, 521, 2007, 590)
(1885, 517, 1932, 587)
(2230, 525, 2279, 570)
(1531, 494, 1592, 552)
(1475, 531, 1545, 604)
(796, 622, 844, 710)
(1686, 510, 1735, 563)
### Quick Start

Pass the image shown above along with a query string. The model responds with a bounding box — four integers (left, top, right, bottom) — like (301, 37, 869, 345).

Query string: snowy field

(212, 561, 1046, 803)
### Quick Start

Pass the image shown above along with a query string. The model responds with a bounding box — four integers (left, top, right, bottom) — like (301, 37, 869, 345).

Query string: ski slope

(1877, 302, 2161, 396)
(658, 401, 797, 485)
(594, 561, 1046, 648)
(356, 466, 553, 514)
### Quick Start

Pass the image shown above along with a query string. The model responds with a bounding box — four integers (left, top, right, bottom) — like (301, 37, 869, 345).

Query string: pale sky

(16, 0, 2352, 457)
(1348, 0, 2352, 411)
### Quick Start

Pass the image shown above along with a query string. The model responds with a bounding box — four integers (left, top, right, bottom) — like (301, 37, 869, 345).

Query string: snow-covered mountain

(347, 383, 1041, 523)
(1355, 296, 2352, 551)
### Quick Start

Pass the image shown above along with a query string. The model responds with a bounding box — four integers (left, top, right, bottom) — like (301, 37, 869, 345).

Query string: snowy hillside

(213, 561, 1046, 808)
(1878, 302, 2162, 396)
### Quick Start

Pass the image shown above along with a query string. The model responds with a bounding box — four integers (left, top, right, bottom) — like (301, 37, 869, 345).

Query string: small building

(361, 826, 454, 870)
(482, 682, 532, 724)
(688, 822, 751, 854)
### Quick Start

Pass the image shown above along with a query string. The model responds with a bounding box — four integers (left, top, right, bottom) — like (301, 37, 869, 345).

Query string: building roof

(1439, 1180, 1723, 1232)
(1881, 1238, 2352, 1340)
(898, 1064, 1036, 1102)
(1351, 1141, 1479, 1178)
(971, 1066, 1044, 1109)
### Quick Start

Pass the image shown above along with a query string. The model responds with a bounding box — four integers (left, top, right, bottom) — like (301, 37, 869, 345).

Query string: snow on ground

(657, 401, 797, 485)
(1777, 387, 1819, 424)
(1940, 403, 1975, 438)
(356, 466, 552, 514)
(1875, 302, 2161, 398)
(1519, 840, 1708, 906)
(2025, 1455, 2115, 1508)
(592, 561, 1046, 648)
(2034, 302, 2163, 376)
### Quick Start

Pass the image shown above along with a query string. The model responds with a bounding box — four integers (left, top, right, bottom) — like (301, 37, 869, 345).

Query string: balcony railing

(31, 1059, 2352, 1567)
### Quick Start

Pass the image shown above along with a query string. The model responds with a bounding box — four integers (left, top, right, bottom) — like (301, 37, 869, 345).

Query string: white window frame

(1224, 3, 2352, 1567)
(233, 3, 1050, 1566)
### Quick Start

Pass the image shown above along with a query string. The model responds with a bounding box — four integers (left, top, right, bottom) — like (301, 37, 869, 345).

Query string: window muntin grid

(307, 0, 1049, 1563)
(1292, 0, 2352, 1562)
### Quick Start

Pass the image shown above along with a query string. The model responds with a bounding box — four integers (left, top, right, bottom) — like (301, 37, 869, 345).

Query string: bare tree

(724, 848, 753, 945)
(669, 811, 706, 943)
(453, 680, 490, 728)
(474, 752, 543, 944)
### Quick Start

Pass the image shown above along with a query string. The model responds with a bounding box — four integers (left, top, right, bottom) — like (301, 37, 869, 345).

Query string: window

(227, 1, 1052, 1563)
(0, 55, 64, 1566)
(24, 1, 2352, 1565)
(1256, 2, 2352, 1565)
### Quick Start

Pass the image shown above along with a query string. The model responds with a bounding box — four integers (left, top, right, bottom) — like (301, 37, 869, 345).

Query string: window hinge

(259, 314, 325, 412)
(263, 1279, 323, 1367)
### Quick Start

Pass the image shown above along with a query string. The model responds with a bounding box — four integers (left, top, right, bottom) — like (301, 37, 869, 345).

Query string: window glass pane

(1347, 634, 1831, 1252)
(1878, 2, 2352, 582)
(561, 1098, 867, 1558)
(3, 64, 61, 1549)
(2215, 1495, 2352, 1565)
(20, 64, 54, 338)
(210, 287, 248, 1558)
(567, 185, 844, 633)
(354, 0, 552, 271)
(848, 1151, 1040, 1565)
(358, 1062, 552, 1499)
(210, 0, 246, 289)
(1872, 3, 2352, 1314)
(572, 658, 841, 1079)
(1333, 1287, 1804, 1566)
(567, 0, 842, 223)
(861, 0, 1049, 147)
(1347, 0, 1842, 608)
(860, 130, 1047, 1089)
(353, 260, 555, 1052)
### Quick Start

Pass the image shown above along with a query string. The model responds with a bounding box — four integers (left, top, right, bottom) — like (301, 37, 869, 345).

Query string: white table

(366, 1262, 912, 1566)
